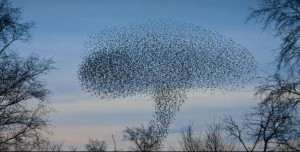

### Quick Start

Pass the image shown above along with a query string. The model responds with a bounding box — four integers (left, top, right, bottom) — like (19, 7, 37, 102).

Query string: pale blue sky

(12, 0, 280, 150)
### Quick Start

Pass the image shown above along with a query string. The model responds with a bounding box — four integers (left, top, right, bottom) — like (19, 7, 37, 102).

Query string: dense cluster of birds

(78, 20, 256, 99)
(78, 20, 257, 147)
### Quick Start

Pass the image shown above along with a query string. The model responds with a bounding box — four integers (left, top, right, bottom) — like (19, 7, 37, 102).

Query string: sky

(11, 0, 281, 150)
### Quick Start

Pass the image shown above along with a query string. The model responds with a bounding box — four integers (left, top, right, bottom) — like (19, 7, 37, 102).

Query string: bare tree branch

(0, 0, 54, 150)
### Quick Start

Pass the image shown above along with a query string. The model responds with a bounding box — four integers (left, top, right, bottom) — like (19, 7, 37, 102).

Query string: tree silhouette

(78, 20, 256, 148)
(123, 124, 161, 151)
(0, 0, 33, 54)
(230, 1, 300, 150)
(224, 100, 299, 151)
(249, 0, 300, 71)
(35, 138, 64, 152)
(177, 124, 202, 151)
(174, 121, 234, 151)
(0, 0, 54, 150)
(249, 0, 300, 109)
(85, 138, 107, 152)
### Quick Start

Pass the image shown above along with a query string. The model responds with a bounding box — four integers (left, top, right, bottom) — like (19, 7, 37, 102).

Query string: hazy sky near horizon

(11, 0, 280, 150)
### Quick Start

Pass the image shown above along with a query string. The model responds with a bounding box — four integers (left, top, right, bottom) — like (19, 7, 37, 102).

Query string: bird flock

(78, 20, 257, 145)
(78, 20, 256, 99)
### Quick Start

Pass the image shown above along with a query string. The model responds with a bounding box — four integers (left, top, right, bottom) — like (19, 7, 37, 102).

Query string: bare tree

(35, 138, 78, 152)
(224, 100, 299, 152)
(0, 0, 54, 150)
(249, 0, 300, 71)
(178, 124, 203, 151)
(0, 0, 34, 54)
(255, 73, 300, 151)
(85, 138, 107, 152)
(176, 121, 234, 152)
(123, 124, 162, 151)
(249, 0, 300, 106)
(203, 121, 235, 151)
(35, 138, 64, 152)
(243, 0, 300, 151)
